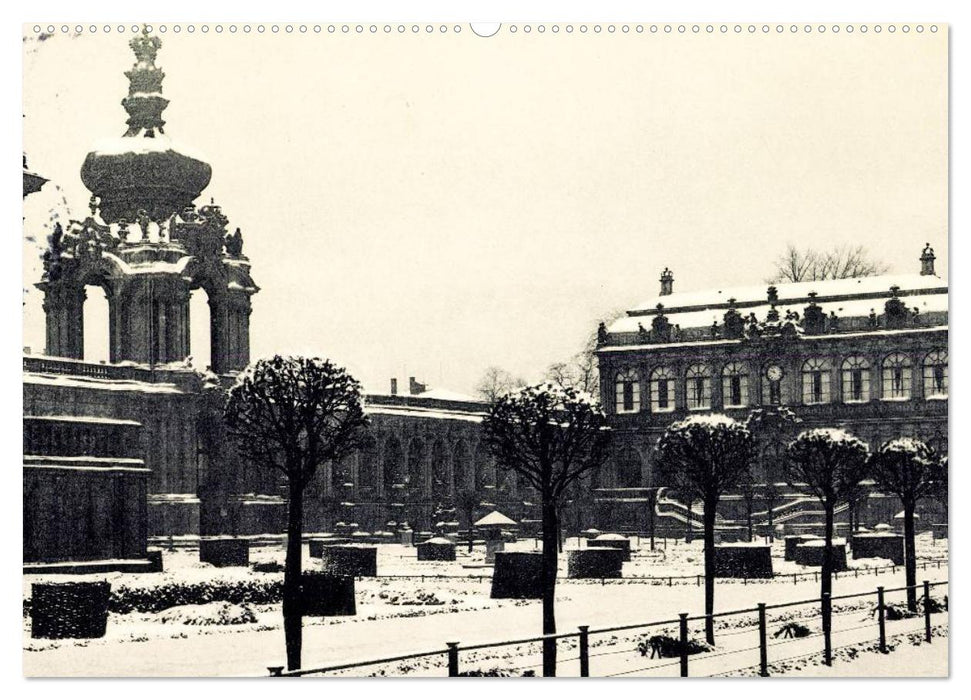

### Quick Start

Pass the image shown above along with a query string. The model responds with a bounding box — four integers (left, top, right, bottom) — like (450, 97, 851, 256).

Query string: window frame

(614, 367, 642, 414)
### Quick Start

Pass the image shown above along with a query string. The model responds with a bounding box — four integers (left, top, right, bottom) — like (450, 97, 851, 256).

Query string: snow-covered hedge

(109, 577, 283, 614)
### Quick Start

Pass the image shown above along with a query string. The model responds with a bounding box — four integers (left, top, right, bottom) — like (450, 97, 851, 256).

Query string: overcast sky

(22, 27, 947, 395)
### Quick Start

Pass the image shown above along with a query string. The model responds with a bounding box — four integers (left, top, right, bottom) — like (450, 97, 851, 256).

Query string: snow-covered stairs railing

(269, 579, 948, 678)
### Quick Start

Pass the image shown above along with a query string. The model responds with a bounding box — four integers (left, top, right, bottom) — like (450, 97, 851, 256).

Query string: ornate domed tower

(37, 28, 258, 374)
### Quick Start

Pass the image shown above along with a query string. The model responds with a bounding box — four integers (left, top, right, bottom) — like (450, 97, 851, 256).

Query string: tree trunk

(685, 498, 693, 543)
(283, 484, 304, 671)
(648, 498, 656, 551)
(903, 500, 918, 612)
(745, 499, 754, 542)
(541, 501, 559, 677)
(821, 502, 834, 660)
(767, 495, 775, 543)
(703, 497, 717, 645)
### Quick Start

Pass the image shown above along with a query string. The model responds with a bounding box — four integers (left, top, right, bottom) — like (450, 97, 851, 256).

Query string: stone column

(42, 283, 85, 359)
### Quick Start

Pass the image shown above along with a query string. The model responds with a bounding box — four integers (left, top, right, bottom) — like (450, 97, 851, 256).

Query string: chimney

(390, 378, 398, 396)
(660, 267, 674, 296)
(920, 243, 936, 276)
(409, 376, 426, 395)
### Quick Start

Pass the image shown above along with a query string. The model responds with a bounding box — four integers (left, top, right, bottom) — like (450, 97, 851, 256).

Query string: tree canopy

(868, 438, 943, 506)
(224, 355, 370, 490)
(654, 414, 756, 504)
(481, 383, 610, 501)
(783, 428, 870, 505)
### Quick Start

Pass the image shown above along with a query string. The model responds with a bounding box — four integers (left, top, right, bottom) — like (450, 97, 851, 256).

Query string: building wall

(594, 326, 948, 530)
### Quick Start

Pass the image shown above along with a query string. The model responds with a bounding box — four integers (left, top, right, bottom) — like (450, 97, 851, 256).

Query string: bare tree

(545, 310, 626, 400)
(474, 366, 525, 403)
(769, 243, 890, 283)
(482, 383, 611, 676)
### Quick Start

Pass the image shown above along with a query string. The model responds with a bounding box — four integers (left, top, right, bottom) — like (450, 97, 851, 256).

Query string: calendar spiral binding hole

(31, 23, 940, 36)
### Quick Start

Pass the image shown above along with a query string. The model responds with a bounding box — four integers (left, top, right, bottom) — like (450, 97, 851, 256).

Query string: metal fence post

(679, 613, 689, 677)
(877, 587, 887, 653)
(578, 625, 590, 677)
(822, 592, 832, 666)
(758, 603, 768, 677)
(923, 581, 932, 643)
(446, 642, 460, 677)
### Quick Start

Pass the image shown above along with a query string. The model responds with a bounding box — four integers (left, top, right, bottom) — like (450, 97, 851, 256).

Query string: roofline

(596, 324, 948, 354)
(626, 284, 948, 318)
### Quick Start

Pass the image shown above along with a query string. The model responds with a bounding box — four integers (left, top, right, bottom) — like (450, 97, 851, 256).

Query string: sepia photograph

(18, 9, 951, 681)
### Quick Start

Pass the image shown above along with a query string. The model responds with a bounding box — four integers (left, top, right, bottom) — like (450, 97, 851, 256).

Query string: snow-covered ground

(22, 534, 948, 677)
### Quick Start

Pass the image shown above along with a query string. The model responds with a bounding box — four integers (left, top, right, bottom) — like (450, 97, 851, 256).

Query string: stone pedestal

(416, 537, 456, 561)
(485, 539, 505, 564)
(199, 537, 250, 567)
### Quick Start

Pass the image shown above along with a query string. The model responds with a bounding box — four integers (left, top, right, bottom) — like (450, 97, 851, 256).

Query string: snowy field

(23, 534, 948, 677)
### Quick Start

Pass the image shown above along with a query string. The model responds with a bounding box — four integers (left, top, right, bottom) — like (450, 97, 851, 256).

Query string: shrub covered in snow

(158, 602, 258, 626)
(109, 577, 283, 614)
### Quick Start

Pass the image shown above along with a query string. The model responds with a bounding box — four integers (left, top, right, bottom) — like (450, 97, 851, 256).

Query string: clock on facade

(766, 365, 784, 381)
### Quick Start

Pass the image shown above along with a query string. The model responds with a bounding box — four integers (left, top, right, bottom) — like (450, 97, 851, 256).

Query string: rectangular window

(658, 380, 669, 409)
(811, 373, 822, 404)
(623, 383, 634, 411)
(768, 380, 781, 405)
(730, 376, 741, 406)
(883, 367, 912, 400)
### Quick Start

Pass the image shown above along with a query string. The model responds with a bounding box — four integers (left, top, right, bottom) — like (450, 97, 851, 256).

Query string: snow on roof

(365, 405, 484, 423)
(421, 537, 454, 546)
(412, 388, 482, 403)
(608, 292, 948, 334)
(474, 510, 518, 527)
(628, 273, 946, 315)
(23, 414, 142, 426)
(593, 533, 629, 541)
(23, 372, 185, 394)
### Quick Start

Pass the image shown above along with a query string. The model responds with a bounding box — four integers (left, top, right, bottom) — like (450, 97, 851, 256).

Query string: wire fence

(347, 557, 947, 587)
(268, 578, 947, 678)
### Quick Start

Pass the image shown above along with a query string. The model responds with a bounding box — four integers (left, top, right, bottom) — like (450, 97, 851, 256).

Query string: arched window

(614, 368, 641, 414)
(841, 356, 871, 403)
(801, 358, 832, 405)
(721, 361, 748, 408)
(615, 447, 643, 488)
(923, 350, 948, 398)
(685, 364, 712, 410)
(882, 353, 912, 400)
(650, 367, 676, 413)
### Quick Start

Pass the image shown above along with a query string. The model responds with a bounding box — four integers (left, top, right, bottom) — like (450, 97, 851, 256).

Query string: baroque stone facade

(593, 251, 948, 532)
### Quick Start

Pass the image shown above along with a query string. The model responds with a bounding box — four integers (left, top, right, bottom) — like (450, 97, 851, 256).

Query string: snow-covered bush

(110, 577, 283, 614)
(158, 602, 258, 626)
